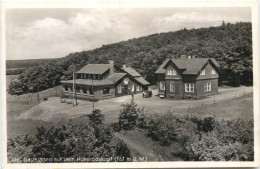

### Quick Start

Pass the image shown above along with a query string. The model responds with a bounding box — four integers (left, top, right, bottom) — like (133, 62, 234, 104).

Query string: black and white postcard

(1, 0, 259, 168)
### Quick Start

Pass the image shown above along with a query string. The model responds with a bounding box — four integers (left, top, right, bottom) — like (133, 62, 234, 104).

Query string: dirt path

(114, 132, 159, 161)
(14, 86, 253, 124)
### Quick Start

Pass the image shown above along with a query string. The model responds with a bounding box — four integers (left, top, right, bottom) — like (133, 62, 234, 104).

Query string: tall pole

(73, 66, 75, 105)
(73, 66, 78, 106)
(92, 64, 94, 111)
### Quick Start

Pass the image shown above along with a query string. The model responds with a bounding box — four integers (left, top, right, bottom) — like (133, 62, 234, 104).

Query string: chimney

(122, 65, 126, 69)
(181, 55, 187, 59)
(109, 60, 114, 75)
(187, 56, 192, 59)
(192, 55, 196, 59)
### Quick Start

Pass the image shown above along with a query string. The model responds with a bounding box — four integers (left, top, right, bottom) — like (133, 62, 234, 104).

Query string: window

(117, 85, 122, 93)
(211, 69, 216, 74)
(82, 86, 87, 94)
(160, 81, 165, 90)
(69, 85, 73, 92)
(131, 84, 135, 92)
(64, 85, 68, 91)
(167, 69, 176, 75)
(136, 85, 142, 91)
(204, 82, 211, 92)
(76, 86, 81, 94)
(103, 87, 110, 95)
(185, 83, 194, 92)
(89, 87, 94, 95)
(170, 82, 175, 92)
(200, 69, 205, 75)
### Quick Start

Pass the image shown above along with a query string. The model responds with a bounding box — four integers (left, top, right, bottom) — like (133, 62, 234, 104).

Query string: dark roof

(134, 77, 150, 85)
(77, 64, 110, 74)
(210, 58, 221, 67)
(61, 73, 126, 86)
(106, 73, 127, 83)
(155, 58, 220, 75)
(122, 66, 141, 77)
(155, 59, 170, 74)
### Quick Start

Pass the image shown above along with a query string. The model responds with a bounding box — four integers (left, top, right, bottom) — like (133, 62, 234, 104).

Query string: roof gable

(122, 66, 141, 77)
(134, 76, 150, 85)
(155, 59, 170, 74)
(155, 58, 220, 75)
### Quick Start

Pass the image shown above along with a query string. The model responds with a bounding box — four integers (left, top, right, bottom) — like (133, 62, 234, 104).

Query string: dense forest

(8, 22, 252, 95)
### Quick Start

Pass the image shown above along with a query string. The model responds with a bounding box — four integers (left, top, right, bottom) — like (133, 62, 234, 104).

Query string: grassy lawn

(173, 93, 253, 121)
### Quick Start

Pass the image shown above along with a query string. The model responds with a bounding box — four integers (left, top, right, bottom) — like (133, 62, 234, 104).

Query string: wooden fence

(7, 86, 63, 104)
(183, 89, 253, 112)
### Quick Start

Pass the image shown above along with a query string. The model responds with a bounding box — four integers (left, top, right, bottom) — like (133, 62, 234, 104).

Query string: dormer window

(200, 69, 205, 75)
(167, 69, 176, 75)
(211, 69, 216, 74)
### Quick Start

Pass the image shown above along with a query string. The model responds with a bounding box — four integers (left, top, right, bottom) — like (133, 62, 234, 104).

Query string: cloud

(151, 11, 251, 32)
(9, 10, 135, 60)
(7, 8, 251, 60)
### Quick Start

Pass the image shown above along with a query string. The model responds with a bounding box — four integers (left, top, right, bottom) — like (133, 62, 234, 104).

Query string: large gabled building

(155, 56, 220, 99)
(61, 60, 149, 101)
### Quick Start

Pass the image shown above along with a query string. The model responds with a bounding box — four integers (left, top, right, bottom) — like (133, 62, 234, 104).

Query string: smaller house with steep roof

(155, 56, 220, 99)
(61, 60, 149, 101)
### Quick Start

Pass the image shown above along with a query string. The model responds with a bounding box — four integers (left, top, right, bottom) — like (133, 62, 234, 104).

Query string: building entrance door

(123, 85, 128, 95)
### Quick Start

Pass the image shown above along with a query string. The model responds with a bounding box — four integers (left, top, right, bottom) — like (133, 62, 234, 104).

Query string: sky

(5, 7, 251, 60)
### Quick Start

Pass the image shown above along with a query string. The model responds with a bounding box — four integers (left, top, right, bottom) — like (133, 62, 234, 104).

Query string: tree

(87, 109, 104, 126)
(119, 98, 143, 129)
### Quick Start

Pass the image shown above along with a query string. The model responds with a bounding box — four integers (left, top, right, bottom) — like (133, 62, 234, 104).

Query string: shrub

(146, 113, 182, 145)
(115, 139, 131, 161)
(191, 115, 215, 133)
(119, 99, 143, 130)
(181, 119, 254, 161)
(7, 119, 131, 162)
(145, 113, 253, 161)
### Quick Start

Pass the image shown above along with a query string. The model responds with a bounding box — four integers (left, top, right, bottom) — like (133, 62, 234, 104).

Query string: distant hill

(6, 58, 57, 75)
(8, 22, 252, 95)
(6, 58, 56, 69)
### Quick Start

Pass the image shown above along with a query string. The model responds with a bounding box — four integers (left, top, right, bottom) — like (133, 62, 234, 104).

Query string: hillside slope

(8, 22, 252, 95)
